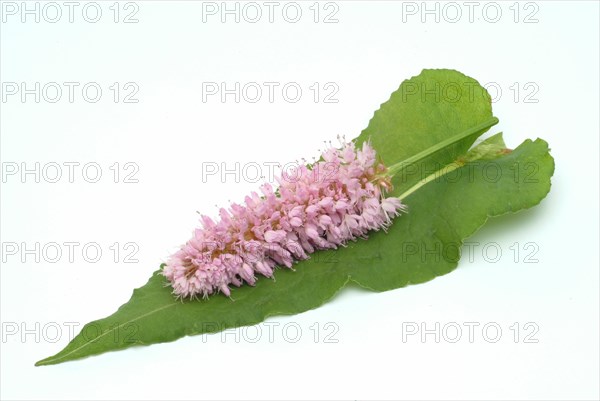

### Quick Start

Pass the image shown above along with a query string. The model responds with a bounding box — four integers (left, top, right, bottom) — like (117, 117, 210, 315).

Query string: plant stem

(398, 161, 463, 201)
(386, 117, 499, 177)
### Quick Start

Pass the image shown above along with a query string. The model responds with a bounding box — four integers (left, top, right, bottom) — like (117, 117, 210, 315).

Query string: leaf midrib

(36, 303, 177, 366)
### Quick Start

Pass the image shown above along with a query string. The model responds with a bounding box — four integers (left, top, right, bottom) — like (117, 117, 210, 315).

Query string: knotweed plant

(163, 141, 405, 299)
(37, 70, 554, 366)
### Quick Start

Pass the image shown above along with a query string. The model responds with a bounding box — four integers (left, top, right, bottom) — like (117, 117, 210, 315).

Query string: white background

(1, 1, 599, 400)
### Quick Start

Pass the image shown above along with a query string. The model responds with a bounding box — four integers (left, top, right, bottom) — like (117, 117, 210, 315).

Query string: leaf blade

(357, 68, 495, 194)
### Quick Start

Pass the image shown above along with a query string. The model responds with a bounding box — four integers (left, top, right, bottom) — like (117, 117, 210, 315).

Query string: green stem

(386, 117, 499, 177)
(398, 161, 463, 201)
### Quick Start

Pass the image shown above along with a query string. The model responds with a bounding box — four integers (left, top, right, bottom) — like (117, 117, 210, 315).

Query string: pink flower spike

(163, 141, 405, 299)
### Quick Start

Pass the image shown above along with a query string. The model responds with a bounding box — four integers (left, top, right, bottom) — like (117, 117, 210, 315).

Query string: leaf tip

(34, 358, 49, 367)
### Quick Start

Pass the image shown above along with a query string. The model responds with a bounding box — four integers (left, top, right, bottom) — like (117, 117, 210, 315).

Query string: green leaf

(357, 68, 494, 193)
(340, 136, 554, 292)
(35, 69, 554, 366)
